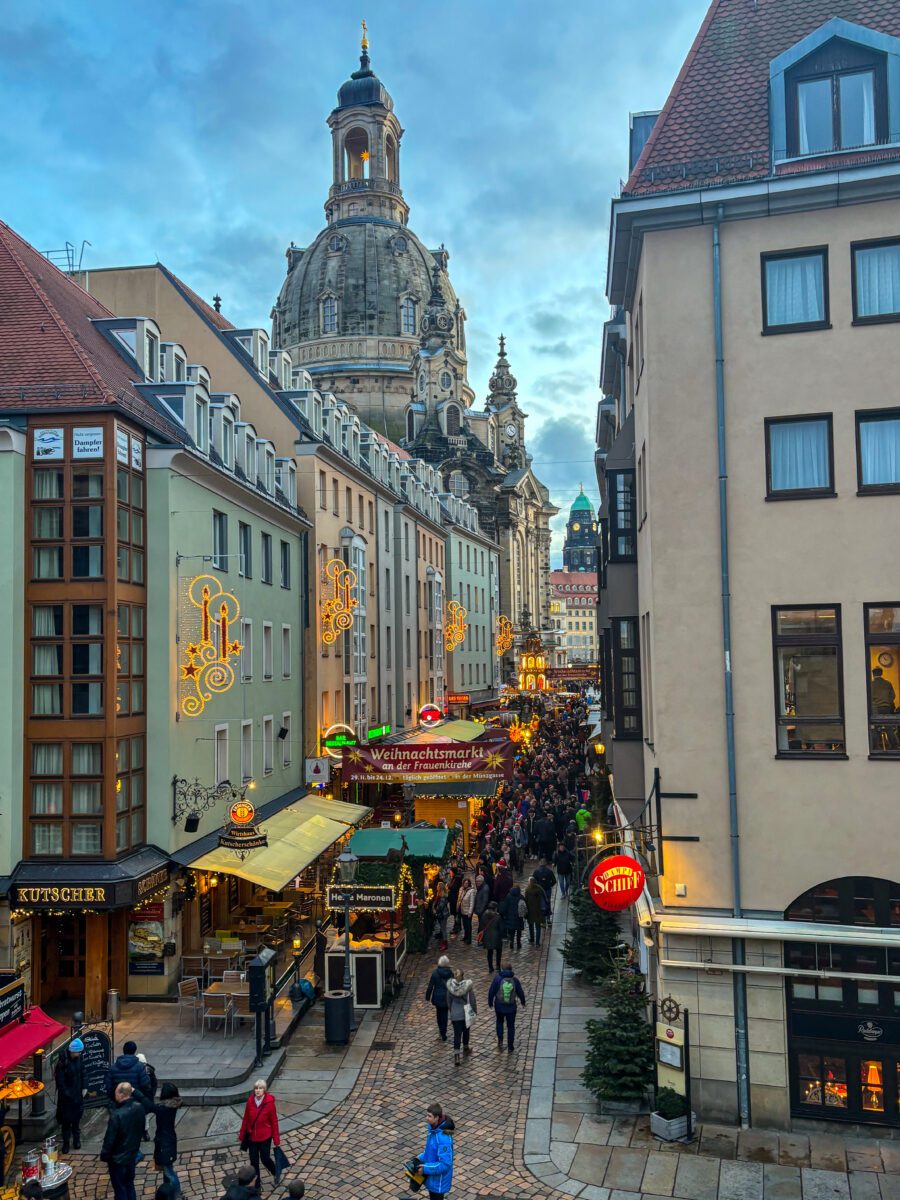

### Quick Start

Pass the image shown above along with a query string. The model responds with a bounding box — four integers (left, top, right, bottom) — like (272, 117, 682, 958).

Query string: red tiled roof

(550, 570, 598, 595)
(625, 0, 900, 195)
(0, 221, 183, 441)
(161, 267, 236, 332)
(372, 431, 411, 460)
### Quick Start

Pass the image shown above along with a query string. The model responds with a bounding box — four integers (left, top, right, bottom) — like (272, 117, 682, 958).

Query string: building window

(406, 408, 416, 442)
(445, 405, 460, 436)
(865, 606, 900, 756)
(765, 415, 834, 498)
(238, 522, 252, 578)
(319, 470, 327, 508)
(856, 409, 900, 492)
(263, 716, 274, 774)
(212, 511, 228, 570)
(282, 625, 292, 678)
(608, 471, 636, 561)
(852, 239, 900, 324)
(322, 296, 337, 335)
(280, 540, 291, 589)
(214, 725, 229, 785)
(240, 618, 252, 681)
(612, 618, 642, 739)
(772, 606, 845, 756)
(241, 720, 253, 782)
(281, 713, 292, 768)
(448, 471, 469, 499)
(401, 297, 417, 335)
(787, 41, 886, 157)
(263, 622, 273, 680)
(261, 532, 273, 584)
(762, 248, 830, 333)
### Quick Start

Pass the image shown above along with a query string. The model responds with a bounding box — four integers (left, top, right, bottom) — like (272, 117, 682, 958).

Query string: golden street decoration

(444, 600, 468, 652)
(496, 615, 513, 654)
(518, 631, 547, 691)
(342, 740, 513, 783)
(321, 558, 358, 645)
(179, 575, 242, 717)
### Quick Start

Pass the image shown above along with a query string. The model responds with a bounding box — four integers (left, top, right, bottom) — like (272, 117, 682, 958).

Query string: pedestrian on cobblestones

(54, 1038, 84, 1153)
(473, 874, 490, 929)
(220, 1165, 260, 1200)
(524, 876, 546, 946)
(479, 901, 504, 973)
(420, 1103, 454, 1200)
(425, 954, 453, 1041)
(147, 1081, 182, 1197)
(432, 882, 450, 951)
(100, 1082, 146, 1200)
(106, 1040, 152, 1103)
(458, 877, 475, 944)
(446, 968, 477, 1066)
(554, 842, 573, 896)
(238, 1079, 282, 1190)
(500, 883, 524, 951)
(489, 965, 527, 1053)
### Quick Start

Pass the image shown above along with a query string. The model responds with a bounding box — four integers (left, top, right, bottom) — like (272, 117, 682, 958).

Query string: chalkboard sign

(0, 979, 26, 1034)
(199, 890, 212, 937)
(79, 1028, 112, 1106)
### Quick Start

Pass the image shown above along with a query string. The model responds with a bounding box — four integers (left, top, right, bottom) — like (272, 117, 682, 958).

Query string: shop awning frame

(0, 1008, 68, 1076)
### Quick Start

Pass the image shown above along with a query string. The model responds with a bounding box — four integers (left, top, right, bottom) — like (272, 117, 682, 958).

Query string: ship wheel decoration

(659, 995, 681, 1023)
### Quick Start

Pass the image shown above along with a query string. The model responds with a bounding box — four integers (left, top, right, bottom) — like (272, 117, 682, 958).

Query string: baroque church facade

(272, 37, 557, 637)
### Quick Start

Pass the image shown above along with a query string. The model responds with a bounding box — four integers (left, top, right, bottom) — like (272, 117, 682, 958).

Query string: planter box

(650, 1110, 695, 1141)
(600, 1097, 648, 1117)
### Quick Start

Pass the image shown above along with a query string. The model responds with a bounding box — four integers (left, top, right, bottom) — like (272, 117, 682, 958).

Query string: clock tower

(563, 485, 596, 572)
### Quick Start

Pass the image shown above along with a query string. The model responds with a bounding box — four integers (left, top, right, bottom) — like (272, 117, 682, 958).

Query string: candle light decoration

(179, 575, 242, 717)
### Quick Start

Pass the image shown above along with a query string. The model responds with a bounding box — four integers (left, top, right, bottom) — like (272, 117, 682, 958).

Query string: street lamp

(336, 850, 359, 993)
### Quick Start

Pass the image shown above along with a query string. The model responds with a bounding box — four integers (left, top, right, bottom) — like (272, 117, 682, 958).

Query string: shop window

(852, 239, 900, 324)
(762, 248, 830, 334)
(765, 415, 834, 498)
(856, 409, 900, 493)
(772, 606, 845, 755)
(797, 1052, 848, 1110)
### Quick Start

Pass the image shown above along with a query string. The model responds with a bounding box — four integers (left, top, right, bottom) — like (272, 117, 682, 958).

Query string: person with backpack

(499, 883, 524, 951)
(424, 954, 453, 1042)
(488, 965, 527, 1053)
(478, 900, 504, 973)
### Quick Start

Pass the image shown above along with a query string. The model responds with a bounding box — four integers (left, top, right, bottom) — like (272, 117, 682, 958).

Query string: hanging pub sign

(588, 854, 645, 912)
(218, 798, 267, 853)
(0, 978, 26, 1034)
(342, 740, 514, 783)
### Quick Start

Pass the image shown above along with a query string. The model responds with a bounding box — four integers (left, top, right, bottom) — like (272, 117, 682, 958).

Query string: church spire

(488, 333, 518, 405)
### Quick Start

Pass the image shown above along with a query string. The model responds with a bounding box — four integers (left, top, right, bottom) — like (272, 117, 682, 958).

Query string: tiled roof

(0, 221, 184, 441)
(625, 0, 900, 195)
(160, 266, 236, 332)
(372, 431, 411, 460)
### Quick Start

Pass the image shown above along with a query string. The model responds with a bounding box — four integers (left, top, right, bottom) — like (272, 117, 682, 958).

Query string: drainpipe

(711, 205, 751, 1128)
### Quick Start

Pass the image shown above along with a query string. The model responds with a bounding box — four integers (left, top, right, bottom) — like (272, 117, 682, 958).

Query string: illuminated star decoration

(360, 150, 370, 162)
(348, 749, 364, 764)
(484, 751, 504, 770)
(179, 575, 242, 717)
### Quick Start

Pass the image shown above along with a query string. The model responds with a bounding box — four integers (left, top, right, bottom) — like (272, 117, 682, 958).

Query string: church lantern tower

(563, 486, 597, 572)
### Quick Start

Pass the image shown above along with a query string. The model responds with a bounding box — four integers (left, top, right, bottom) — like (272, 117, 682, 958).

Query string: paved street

(58, 892, 900, 1199)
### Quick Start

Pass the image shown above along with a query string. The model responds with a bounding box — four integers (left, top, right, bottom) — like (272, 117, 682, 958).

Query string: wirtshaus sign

(342, 741, 514, 783)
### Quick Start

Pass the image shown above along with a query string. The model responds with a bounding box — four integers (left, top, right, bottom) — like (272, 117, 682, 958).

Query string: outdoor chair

(201, 991, 233, 1038)
(221, 970, 244, 986)
(221, 939, 244, 953)
(181, 955, 205, 982)
(207, 957, 230, 982)
(177, 977, 202, 1027)
(232, 992, 253, 1028)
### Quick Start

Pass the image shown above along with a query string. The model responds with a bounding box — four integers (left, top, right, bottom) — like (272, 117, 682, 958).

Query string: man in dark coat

(54, 1038, 85, 1152)
(106, 1040, 152, 1100)
(424, 955, 454, 1041)
(488, 965, 527, 1053)
(493, 865, 514, 906)
(101, 1082, 146, 1200)
(499, 884, 523, 951)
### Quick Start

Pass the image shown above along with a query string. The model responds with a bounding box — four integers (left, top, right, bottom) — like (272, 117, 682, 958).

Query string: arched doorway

(344, 128, 370, 180)
(785, 876, 900, 1126)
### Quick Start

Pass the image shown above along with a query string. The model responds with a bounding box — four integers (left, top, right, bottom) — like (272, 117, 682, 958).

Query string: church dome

(336, 50, 394, 111)
(570, 485, 594, 515)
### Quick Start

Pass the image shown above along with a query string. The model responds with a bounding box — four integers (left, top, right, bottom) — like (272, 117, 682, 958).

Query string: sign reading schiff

(588, 854, 645, 912)
(342, 741, 514, 783)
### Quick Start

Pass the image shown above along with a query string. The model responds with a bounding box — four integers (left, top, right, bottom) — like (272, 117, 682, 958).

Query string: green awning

(348, 828, 404, 858)
(348, 825, 451, 862)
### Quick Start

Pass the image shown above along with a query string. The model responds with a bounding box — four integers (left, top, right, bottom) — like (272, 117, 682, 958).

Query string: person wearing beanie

(424, 954, 453, 1041)
(220, 1164, 260, 1200)
(279, 1183, 305, 1200)
(106, 1039, 151, 1102)
(54, 1039, 85, 1152)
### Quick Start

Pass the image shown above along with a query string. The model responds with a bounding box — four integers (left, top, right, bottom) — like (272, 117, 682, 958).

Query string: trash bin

(106, 989, 120, 1022)
(323, 990, 353, 1045)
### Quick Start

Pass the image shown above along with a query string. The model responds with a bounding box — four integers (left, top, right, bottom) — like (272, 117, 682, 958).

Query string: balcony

(330, 177, 401, 198)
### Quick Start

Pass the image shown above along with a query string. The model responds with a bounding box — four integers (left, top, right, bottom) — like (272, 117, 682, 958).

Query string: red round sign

(588, 854, 645, 912)
(229, 798, 255, 826)
(419, 703, 443, 727)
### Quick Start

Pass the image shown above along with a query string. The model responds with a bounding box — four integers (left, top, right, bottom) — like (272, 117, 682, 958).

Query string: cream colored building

(602, 1, 900, 1129)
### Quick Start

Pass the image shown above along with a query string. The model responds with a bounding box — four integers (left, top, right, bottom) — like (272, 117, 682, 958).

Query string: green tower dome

(570, 484, 594, 515)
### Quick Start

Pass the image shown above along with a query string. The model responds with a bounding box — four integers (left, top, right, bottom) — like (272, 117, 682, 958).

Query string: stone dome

(274, 220, 460, 346)
(336, 51, 394, 111)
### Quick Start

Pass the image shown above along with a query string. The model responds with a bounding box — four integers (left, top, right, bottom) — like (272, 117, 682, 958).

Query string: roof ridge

(625, 0, 723, 191)
(0, 222, 115, 401)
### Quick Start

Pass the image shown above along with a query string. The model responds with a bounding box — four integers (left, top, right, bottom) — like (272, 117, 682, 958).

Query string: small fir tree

(559, 887, 622, 982)
(582, 967, 654, 1104)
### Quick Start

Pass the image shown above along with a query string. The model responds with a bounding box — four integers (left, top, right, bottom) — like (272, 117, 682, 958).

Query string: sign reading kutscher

(588, 854, 646, 912)
(342, 741, 514, 783)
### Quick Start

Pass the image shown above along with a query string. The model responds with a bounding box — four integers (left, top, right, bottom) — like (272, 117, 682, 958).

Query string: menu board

(79, 1028, 112, 1105)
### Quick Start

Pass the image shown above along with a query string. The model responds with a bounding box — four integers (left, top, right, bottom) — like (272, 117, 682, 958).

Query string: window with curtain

(71, 824, 102, 854)
(763, 250, 828, 331)
(32, 644, 63, 676)
(853, 240, 900, 322)
(71, 683, 102, 715)
(72, 743, 101, 774)
(33, 547, 63, 579)
(766, 416, 833, 496)
(71, 783, 102, 815)
(787, 40, 886, 158)
(32, 508, 62, 539)
(74, 605, 102, 635)
(32, 606, 62, 637)
(32, 782, 63, 815)
(32, 684, 62, 716)
(857, 410, 900, 490)
(33, 824, 63, 855)
(32, 744, 62, 775)
(33, 470, 64, 499)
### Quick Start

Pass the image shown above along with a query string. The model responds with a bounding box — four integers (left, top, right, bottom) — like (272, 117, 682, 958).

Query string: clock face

(592, 522, 597, 531)
(505, 422, 517, 437)
(572, 522, 581, 532)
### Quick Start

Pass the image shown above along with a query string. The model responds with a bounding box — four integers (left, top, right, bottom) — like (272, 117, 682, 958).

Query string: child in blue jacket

(420, 1103, 454, 1199)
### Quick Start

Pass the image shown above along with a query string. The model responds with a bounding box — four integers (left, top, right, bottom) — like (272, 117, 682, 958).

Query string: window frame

(764, 413, 835, 500)
(864, 603, 900, 759)
(281, 712, 292, 769)
(212, 511, 228, 571)
(761, 246, 831, 336)
(771, 604, 846, 759)
(785, 40, 888, 159)
(262, 715, 274, 775)
(611, 617, 642, 740)
(851, 237, 900, 326)
(261, 532, 273, 585)
(855, 408, 900, 495)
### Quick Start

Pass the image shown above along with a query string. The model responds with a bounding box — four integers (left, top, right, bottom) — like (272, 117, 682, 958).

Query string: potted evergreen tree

(559, 888, 621, 982)
(650, 1087, 695, 1141)
(582, 967, 654, 1113)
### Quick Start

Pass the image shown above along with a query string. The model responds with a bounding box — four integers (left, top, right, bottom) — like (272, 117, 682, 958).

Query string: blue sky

(2, 0, 707, 562)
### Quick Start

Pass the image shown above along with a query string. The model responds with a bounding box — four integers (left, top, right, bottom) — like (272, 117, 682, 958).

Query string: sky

(1, 0, 708, 563)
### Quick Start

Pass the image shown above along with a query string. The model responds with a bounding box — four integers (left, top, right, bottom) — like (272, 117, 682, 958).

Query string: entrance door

(40, 916, 86, 1006)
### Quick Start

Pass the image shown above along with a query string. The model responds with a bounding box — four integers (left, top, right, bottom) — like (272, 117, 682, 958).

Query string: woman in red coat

(238, 1079, 282, 1188)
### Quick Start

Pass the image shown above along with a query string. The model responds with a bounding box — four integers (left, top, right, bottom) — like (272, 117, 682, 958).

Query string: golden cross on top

(361, 19, 369, 49)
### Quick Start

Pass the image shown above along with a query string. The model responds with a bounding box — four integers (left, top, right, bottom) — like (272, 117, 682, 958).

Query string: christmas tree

(582, 967, 654, 1103)
(559, 887, 622, 982)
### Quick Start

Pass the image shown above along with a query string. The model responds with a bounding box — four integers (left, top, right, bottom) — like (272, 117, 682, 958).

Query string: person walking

(554, 842, 573, 896)
(420, 1103, 454, 1200)
(54, 1038, 84, 1153)
(458, 878, 475, 944)
(480, 901, 504, 974)
(238, 1079, 282, 1190)
(432, 882, 450, 952)
(425, 954, 453, 1042)
(500, 883, 523, 951)
(488, 965, 527, 1053)
(220, 1165, 260, 1200)
(445, 969, 477, 1067)
(524, 875, 547, 946)
(473, 874, 490, 931)
(100, 1082, 146, 1200)
(492, 863, 514, 906)
(147, 1082, 182, 1197)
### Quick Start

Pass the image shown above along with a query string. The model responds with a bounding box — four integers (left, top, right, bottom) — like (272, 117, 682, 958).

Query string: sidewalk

(522, 892, 900, 1199)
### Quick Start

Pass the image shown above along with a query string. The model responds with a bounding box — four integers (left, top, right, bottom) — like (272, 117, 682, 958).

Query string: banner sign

(326, 885, 396, 911)
(546, 666, 598, 682)
(341, 740, 514, 783)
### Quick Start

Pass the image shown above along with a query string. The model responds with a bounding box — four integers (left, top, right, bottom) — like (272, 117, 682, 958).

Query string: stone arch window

(385, 133, 398, 182)
(400, 297, 417, 336)
(448, 470, 469, 499)
(321, 295, 338, 336)
(445, 404, 461, 436)
(344, 127, 370, 180)
(406, 408, 416, 443)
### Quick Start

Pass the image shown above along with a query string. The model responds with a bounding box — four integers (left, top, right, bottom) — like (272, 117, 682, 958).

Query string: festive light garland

(444, 600, 468, 652)
(495, 615, 514, 654)
(179, 575, 242, 717)
(321, 558, 358, 645)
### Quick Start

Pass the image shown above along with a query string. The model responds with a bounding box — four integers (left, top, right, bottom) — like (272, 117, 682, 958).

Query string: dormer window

(222, 418, 234, 469)
(194, 397, 208, 453)
(786, 39, 886, 157)
(174, 355, 186, 382)
(322, 296, 338, 335)
(145, 332, 159, 382)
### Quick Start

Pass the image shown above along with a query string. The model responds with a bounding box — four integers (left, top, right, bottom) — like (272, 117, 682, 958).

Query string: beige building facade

(603, 1, 900, 1129)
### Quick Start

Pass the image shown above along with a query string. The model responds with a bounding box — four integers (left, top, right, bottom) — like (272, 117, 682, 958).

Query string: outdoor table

(0, 1078, 44, 1141)
(204, 981, 250, 997)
